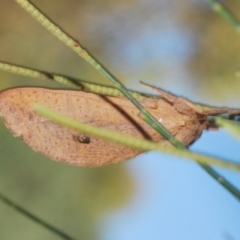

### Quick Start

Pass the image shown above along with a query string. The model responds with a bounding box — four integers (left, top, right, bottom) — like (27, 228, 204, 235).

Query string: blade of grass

(0, 61, 148, 99)
(0, 192, 78, 240)
(0, 61, 80, 88)
(10, 0, 240, 199)
(205, 0, 240, 30)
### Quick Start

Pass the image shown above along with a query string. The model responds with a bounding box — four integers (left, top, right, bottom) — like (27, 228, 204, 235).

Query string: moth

(0, 85, 240, 166)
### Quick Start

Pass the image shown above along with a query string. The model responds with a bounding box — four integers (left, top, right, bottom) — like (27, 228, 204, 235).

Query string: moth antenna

(139, 81, 177, 103)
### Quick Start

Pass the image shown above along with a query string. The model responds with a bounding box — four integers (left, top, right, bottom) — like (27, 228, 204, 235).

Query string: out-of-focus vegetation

(0, 0, 240, 239)
(181, 1, 240, 101)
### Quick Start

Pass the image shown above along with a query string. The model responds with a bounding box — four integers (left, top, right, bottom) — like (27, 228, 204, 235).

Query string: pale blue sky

(99, 130, 240, 240)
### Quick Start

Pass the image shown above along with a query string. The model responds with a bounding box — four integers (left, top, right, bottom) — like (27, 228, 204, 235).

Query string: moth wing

(0, 88, 161, 166)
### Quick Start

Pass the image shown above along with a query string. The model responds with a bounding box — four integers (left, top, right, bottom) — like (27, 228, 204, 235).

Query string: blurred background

(0, 0, 240, 239)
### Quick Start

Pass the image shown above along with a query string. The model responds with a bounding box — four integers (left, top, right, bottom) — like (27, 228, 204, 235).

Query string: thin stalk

(0, 192, 78, 240)
(0, 61, 148, 99)
(0, 61, 80, 88)
(206, 0, 240, 30)
(199, 164, 240, 200)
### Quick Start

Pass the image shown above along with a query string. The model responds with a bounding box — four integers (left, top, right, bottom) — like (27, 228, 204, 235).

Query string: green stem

(0, 192, 78, 240)
(199, 164, 240, 200)
(0, 61, 151, 99)
(0, 61, 79, 88)
(206, 0, 240, 30)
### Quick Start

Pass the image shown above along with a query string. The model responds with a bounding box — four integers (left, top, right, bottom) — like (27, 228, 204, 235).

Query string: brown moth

(0, 86, 240, 166)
